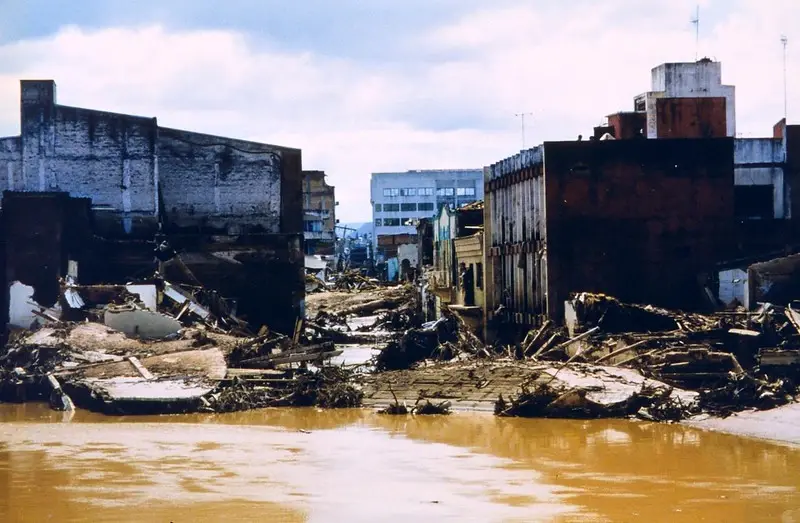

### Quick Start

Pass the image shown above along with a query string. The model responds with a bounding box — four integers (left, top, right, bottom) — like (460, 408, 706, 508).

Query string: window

(374, 218, 381, 227)
(436, 187, 454, 197)
(419, 187, 434, 196)
(383, 188, 400, 197)
(383, 218, 401, 226)
(374, 204, 382, 212)
(418, 202, 434, 212)
(401, 203, 417, 212)
(476, 262, 483, 289)
(400, 188, 416, 197)
(456, 187, 476, 197)
(383, 203, 400, 212)
(734, 185, 773, 219)
(402, 217, 415, 226)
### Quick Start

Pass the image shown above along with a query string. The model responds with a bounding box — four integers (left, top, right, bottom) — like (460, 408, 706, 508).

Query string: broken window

(383, 218, 401, 226)
(734, 185, 773, 219)
(401, 203, 417, 212)
(400, 188, 416, 196)
(374, 219, 381, 227)
(374, 204, 382, 212)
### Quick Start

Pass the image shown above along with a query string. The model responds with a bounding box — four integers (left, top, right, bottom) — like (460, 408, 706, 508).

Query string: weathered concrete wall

(650, 61, 736, 137)
(655, 97, 727, 139)
(158, 128, 283, 234)
(19, 81, 158, 235)
(543, 138, 736, 320)
(734, 137, 785, 219)
(0, 137, 21, 192)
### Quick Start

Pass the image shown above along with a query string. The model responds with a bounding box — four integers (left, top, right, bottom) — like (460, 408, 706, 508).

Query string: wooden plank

(265, 350, 343, 366)
(127, 356, 154, 380)
(226, 368, 288, 377)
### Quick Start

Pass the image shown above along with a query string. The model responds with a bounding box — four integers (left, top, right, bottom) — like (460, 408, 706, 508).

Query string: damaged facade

(484, 60, 800, 340)
(0, 80, 304, 335)
(302, 170, 337, 255)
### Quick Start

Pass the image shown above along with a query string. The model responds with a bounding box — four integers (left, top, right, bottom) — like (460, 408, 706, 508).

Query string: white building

(370, 169, 483, 253)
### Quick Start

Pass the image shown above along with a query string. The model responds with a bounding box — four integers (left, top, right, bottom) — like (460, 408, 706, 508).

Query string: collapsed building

(484, 60, 800, 341)
(0, 80, 304, 336)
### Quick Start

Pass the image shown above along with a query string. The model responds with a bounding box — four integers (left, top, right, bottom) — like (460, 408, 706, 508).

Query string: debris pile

(495, 292, 800, 420)
(0, 275, 352, 415)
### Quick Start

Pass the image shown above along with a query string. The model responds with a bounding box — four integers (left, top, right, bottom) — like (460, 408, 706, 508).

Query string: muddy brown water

(1, 404, 799, 522)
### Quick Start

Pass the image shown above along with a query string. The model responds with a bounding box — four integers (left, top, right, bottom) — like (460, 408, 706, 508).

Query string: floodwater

(1, 404, 799, 523)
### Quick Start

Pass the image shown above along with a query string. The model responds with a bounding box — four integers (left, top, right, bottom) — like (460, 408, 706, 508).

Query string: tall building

(370, 169, 483, 254)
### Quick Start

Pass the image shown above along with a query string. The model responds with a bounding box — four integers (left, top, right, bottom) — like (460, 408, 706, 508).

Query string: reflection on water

(0, 403, 799, 522)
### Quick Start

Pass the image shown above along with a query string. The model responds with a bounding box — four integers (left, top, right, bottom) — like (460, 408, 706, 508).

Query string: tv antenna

(690, 5, 700, 61)
(782, 35, 789, 121)
(514, 112, 533, 149)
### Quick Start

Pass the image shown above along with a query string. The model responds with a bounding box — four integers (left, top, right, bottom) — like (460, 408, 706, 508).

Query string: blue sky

(0, 0, 797, 221)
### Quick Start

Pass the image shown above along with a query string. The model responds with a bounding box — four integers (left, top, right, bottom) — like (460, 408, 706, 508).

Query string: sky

(0, 0, 798, 222)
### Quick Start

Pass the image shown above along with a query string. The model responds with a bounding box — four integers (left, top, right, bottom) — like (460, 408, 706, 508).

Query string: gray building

(370, 169, 483, 253)
(0, 79, 305, 334)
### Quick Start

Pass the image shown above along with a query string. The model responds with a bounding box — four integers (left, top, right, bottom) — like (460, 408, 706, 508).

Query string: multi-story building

(302, 170, 336, 254)
(370, 169, 483, 255)
(483, 59, 800, 341)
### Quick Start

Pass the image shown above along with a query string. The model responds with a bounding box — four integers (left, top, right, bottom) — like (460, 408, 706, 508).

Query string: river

(0, 403, 799, 522)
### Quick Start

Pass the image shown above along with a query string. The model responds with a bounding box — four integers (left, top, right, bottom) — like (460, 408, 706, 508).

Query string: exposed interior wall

(543, 138, 735, 321)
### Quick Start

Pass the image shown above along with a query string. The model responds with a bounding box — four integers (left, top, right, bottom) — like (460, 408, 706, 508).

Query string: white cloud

(0, 1, 799, 221)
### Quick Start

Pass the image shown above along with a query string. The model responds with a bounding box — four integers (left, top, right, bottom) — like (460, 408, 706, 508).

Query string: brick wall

(158, 128, 285, 234)
(607, 112, 647, 139)
(543, 138, 735, 319)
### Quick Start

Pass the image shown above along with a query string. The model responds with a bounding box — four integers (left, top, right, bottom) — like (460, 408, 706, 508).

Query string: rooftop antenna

(782, 35, 789, 122)
(514, 112, 533, 149)
(691, 5, 700, 61)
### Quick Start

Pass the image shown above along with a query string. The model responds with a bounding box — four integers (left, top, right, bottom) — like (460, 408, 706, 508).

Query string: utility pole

(691, 5, 700, 61)
(514, 112, 533, 150)
(782, 35, 789, 122)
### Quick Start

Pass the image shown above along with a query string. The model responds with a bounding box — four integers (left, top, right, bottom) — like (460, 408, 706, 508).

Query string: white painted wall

(8, 281, 62, 329)
(718, 269, 748, 308)
(397, 243, 419, 267)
